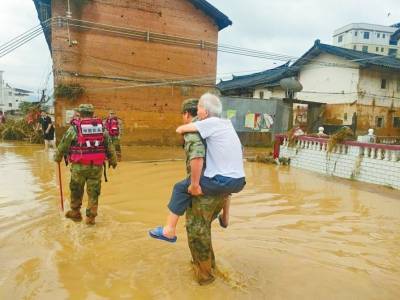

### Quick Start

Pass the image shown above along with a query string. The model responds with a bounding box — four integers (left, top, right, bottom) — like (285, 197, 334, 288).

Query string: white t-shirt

(194, 117, 245, 178)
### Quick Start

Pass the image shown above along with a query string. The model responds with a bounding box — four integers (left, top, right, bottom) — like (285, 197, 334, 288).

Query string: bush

(55, 84, 85, 101)
(0, 119, 44, 143)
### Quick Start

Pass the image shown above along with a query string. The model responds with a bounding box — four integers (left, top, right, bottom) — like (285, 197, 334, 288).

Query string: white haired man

(149, 93, 246, 243)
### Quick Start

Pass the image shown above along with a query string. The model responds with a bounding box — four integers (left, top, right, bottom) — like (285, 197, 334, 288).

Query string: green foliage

(55, 84, 85, 101)
(18, 102, 46, 115)
(327, 127, 354, 153)
(0, 119, 44, 143)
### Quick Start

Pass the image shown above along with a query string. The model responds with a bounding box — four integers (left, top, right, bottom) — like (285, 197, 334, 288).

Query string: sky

(0, 0, 399, 97)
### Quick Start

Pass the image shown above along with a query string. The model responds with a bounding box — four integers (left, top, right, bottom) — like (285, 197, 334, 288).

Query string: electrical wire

(1, 16, 393, 72)
(0, 19, 51, 58)
(2, 17, 399, 101)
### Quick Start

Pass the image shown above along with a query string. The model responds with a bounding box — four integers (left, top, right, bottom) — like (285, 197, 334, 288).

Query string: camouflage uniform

(110, 135, 121, 161)
(184, 116, 225, 285)
(54, 105, 117, 223)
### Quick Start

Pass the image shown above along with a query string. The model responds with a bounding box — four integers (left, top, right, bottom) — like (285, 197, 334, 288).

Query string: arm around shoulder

(176, 123, 198, 134)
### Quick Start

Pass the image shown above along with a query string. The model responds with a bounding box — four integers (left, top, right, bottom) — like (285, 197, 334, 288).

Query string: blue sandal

(149, 226, 177, 243)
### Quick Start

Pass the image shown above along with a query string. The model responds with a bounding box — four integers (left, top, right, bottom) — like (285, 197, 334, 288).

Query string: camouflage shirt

(54, 125, 117, 167)
(184, 117, 206, 175)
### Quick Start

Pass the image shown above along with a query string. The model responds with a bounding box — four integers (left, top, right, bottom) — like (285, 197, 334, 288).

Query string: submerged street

(0, 142, 399, 299)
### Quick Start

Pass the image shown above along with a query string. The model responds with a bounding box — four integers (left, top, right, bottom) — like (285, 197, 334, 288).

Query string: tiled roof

(217, 62, 297, 92)
(391, 28, 400, 41)
(293, 40, 400, 71)
(188, 0, 232, 30)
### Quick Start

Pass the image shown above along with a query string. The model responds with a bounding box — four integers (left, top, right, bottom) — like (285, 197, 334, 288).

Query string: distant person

(37, 110, 55, 150)
(104, 110, 122, 161)
(150, 93, 246, 242)
(0, 111, 5, 124)
(70, 108, 80, 126)
(54, 104, 117, 225)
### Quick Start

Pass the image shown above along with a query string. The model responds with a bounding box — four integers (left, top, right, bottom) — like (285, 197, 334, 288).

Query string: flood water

(0, 142, 399, 299)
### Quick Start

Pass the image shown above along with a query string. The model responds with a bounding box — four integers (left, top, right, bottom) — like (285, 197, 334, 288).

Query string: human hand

(176, 126, 184, 134)
(188, 184, 203, 196)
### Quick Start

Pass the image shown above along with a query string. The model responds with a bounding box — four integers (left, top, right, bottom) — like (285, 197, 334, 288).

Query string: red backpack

(69, 118, 106, 166)
(105, 117, 120, 137)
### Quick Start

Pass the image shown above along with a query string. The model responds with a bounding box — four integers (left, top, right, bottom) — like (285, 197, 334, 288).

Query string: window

(353, 45, 357, 50)
(389, 39, 398, 46)
(388, 48, 397, 56)
(362, 45, 368, 52)
(259, 91, 264, 99)
(381, 79, 387, 89)
(344, 113, 348, 121)
(363, 31, 370, 39)
(338, 35, 343, 43)
(376, 117, 384, 128)
(377, 33, 381, 38)
(383, 34, 386, 38)
(376, 47, 379, 52)
(381, 47, 384, 52)
(8, 103, 12, 107)
(354, 31, 358, 36)
(393, 117, 400, 128)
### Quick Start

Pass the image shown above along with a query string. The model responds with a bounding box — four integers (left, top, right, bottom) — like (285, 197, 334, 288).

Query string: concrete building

(292, 40, 400, 136)
(332, 23, 400, 58)
(32, 0, 231, 145)
(0, 71, 33, 113)
(218, 40, 400, 136)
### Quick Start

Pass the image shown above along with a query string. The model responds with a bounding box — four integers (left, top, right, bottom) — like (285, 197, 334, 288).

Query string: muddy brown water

(0, 142, 399, 299)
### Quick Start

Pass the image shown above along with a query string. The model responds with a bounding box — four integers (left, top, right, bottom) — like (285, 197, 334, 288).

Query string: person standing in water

(54, 104, 117, 225)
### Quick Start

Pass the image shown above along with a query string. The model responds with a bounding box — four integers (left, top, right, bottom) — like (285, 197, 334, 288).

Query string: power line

(2, 17, 399, 102)
(55, 17, 366, 70)
(1, 16, 391, 72)
(0, 19, 51, 58)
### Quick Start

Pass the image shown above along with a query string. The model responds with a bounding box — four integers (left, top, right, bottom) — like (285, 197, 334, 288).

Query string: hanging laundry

(245, 113, 255, 129)
(227, 110, 236, 120)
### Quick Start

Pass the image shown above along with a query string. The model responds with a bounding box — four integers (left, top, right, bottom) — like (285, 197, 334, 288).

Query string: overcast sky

(0, 0, 399, 96)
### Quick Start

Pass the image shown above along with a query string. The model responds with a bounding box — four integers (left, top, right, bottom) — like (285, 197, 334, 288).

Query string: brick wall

(51, 0, 220, 145)
(279, 137, 400, 190)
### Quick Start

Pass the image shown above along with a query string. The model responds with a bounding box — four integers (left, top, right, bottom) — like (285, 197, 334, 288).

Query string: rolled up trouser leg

(167, 178, 191, 216)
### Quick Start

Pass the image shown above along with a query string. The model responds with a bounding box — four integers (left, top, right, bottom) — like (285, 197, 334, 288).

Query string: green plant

(327, 127, 354, 153)
(55, 83, 85, 101)
(1, 119, 28, 140)
(0, 118, 44, 143)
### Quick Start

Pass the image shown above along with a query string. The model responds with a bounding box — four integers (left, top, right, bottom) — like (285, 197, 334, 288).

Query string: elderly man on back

(150, 93, 245, 247)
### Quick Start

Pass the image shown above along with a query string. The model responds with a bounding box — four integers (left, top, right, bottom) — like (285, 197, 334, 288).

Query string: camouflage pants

(185, 194, 225, 285)
(111, 136, 121, 161)
(69, 164, 103, 218)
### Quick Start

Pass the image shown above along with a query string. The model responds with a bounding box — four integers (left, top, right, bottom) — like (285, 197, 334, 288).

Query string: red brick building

(33, 0, 231, 145)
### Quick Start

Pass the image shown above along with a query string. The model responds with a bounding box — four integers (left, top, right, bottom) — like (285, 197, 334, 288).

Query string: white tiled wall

(280, 143, 400, 190)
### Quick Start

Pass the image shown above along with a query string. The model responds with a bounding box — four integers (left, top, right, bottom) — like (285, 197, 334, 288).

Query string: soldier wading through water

(54, 104, 117, 225)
